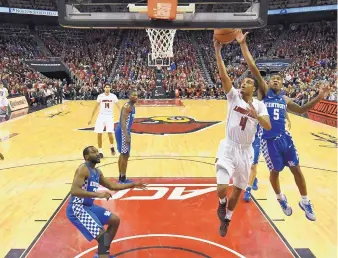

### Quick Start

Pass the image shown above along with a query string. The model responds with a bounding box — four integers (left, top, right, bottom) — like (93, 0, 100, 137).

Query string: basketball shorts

(115, 124, 131, 154)
(261, 131, 299, 172)
(215, 138, 254, 190)
(94, 114, 114, 133)
(66, 203, 112, 241)
(252, 135, 261, 165)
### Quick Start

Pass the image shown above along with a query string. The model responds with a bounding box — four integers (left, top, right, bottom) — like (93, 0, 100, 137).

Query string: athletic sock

(99, 148, 103, 153)
(276, 193, 286, 201)
(301, 195, 309, 205)
(219, 197, 226, 204)
(225, 209, 233, 220)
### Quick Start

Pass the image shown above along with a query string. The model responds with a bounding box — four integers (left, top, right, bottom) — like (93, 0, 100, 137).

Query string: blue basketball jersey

(262, 89, 287, 139)
(118, 102, 135, 133)
(68, 163, 100, 206)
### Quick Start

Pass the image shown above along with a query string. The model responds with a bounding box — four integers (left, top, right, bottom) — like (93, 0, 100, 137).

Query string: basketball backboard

(58, 0, 268, 29)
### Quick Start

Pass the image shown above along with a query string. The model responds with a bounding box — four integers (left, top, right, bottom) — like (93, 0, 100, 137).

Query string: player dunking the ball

(237, 31, 330, 221)
(213, 38, 272, 237)
(115, 89, 138, 184)
(66, 146, 147, 258)
(235, 32, 292, 202)
(89, 84, 120, 158)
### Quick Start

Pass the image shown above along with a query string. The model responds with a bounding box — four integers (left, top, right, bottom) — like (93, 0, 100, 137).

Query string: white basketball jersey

(97, 93, 118, 116)
(225, 87, 268, 145)
(0, 87, 8, 100)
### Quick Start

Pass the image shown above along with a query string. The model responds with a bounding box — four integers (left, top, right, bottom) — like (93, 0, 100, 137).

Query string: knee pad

(97, 232, 110, 255)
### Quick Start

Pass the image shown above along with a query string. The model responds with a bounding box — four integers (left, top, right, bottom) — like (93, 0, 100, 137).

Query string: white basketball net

(146, 28, 176, 60)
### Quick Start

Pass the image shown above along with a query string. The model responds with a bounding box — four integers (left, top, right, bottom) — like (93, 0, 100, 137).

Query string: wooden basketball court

(0, 100, 336, 258)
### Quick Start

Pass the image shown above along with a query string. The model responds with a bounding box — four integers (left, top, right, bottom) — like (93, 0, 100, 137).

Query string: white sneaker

(299, 201, 316, 221)
(277, 195, 293, 216)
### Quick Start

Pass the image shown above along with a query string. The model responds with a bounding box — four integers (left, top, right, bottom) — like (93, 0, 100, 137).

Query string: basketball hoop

(146, 28, 176, 60)
(146, 0, 178, 61)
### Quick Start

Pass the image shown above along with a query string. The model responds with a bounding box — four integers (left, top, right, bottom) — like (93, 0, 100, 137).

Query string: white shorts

(215, 138, 254, 190)
(94, 114, 114, 133)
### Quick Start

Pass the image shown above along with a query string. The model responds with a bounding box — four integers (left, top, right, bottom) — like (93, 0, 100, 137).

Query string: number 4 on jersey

(105, 103, 110, 109)
(239, 117, 248, 130)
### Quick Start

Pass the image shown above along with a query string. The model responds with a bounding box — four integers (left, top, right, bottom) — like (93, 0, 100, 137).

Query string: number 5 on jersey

(273, 109, 279, 120)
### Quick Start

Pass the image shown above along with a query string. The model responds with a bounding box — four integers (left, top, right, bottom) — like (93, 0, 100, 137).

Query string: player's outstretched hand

(133, 181, 148, 190)
(213, 37, 222, 52)
(97, 191, 112, 200)
(318, 83, 330, 98)
(236, 30, 249, 45)
(248, 102, 258, 119)
(0, 153, 4, 160)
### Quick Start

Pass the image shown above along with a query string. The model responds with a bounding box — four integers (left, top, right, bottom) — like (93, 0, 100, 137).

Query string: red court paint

(25, 178, 295, 258)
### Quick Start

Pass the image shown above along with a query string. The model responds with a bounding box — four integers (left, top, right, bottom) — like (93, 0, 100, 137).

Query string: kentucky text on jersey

(264, 102, 287, 109)
(262, 89, 287, 139)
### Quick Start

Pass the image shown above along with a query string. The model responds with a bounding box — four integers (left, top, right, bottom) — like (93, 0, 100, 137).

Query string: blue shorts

(261, 132, 299, 172)
(66, 203, 112, 241)
(252, 136, 261, 165)
(115, 124, 131, 154)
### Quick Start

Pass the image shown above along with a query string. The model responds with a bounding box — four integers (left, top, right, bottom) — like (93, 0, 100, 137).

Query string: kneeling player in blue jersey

(237, 30, 329, 220)
(66, 146, 147, 258)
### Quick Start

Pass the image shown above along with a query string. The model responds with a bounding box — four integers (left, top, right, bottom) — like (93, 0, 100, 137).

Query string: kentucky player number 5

(273, 109, 279, 120)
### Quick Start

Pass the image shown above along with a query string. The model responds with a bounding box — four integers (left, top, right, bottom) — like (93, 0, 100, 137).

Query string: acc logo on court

(78, 116, 220, 135)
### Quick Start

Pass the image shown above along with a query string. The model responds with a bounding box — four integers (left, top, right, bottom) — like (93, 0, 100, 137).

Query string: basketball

(214, 28, 240, 44)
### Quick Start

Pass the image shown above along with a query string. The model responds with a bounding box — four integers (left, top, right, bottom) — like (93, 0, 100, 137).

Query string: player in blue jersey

(236, 30, 329, 221)
(243, 111, 291, 202)
(115, 89, 137, 184)
(66, 146, 147, 258)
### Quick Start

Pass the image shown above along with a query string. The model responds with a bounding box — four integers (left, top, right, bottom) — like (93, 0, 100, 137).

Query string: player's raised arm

(214, 39, 233, 94)
(284, 84, 330, 114)
(98, 169, 147, 191)
(236, 31, 268, 100)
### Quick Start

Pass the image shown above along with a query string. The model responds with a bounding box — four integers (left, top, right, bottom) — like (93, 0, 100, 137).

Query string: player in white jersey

(213, 38, 272, 237)
(0, 83, 9, 115)
(88, 84, 120, 158)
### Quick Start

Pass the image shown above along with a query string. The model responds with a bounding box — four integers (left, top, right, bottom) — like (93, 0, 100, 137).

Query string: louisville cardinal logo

(78, 116, 221, 135)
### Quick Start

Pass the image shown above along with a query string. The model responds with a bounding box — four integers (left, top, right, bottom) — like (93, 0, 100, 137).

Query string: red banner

(308, 100, 337, 127)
